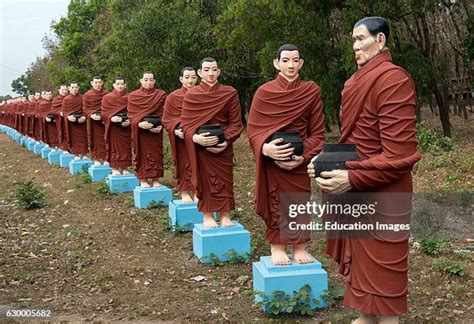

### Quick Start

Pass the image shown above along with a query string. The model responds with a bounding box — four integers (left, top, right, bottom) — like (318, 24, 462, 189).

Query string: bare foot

(292, 244, 314, 264)
(122, 169, 130, 174)
(378, 316, 399, 324)
(74, 156, 81, 160)
(103, 161, 110, 166)
(140, 180, 150, 188)
(193, 194, 199, 203)
(112, 169, 121, 175)
(181, 192, 193, 204)
(203, 213, 219, 228)
(152, 180, 162, 187)
(352, 313, 377, 324)
(94, 160, 101, 166)
(271, 244, 291, 265)
(220, 213, 234, 227)
(82, 156, 89, 160)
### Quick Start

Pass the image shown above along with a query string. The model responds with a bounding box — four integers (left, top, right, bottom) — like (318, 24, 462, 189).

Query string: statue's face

(34, 92, 41, 100)
(273, 50, 303, 81)
(198, 61, 220, 85)
(113, 79, 126, 92)
(91, 78, 103, 91)
(140, 73, 155, 89)
(44, 92, 52, 101)
(180, 70, 197, 89)
(59, 86, 69, 96)
(69, 83, 80, 95)
(28, 95, 34, 101)
(352, 24, 383, 66)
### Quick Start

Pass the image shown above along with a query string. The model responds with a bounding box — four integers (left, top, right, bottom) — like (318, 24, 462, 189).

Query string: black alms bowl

(114, 113, 128, 122)
(196, 124, 225, 144)
(313, 143, 360, 178)
(69, 112, 84, 121)
(142, 115, 161, 127)
(270, 131, 304, 157)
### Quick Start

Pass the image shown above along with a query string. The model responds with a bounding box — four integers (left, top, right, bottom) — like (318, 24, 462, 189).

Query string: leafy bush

(419, 237, 446, 256)
(417, 123, 455, 152)
(254, 284, 320, 315)
(15, 180, 46, 210)
(95, 182, 111, 196)
(432, 257, 466, 277)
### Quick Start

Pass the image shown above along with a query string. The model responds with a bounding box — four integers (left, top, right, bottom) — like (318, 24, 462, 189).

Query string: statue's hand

(262, 138, 294, 160)
(193, 132, 219, 147)
(206, 141, 228, 153)
(275, 155, 304, 171)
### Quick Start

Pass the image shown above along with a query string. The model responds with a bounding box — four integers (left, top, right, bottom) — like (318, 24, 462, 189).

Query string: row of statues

(1, 17, 420, 323)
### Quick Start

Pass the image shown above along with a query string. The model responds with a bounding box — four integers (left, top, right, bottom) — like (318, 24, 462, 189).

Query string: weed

(15, 180, 46, 210)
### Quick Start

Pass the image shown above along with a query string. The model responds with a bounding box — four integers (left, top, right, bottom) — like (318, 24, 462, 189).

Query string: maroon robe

(33, 100, 43, 141)
(329, 50, 421, 316)
(181, 82, 243, 213)
(162, 87, 194, 192)
(37, 99, 55, 146)
(101, 89, 132, 168)
(128, 87, 167, 179)
(52, 95, 69, 151)
(248, 75, 325, 244)
(62, 93, 88, 155)
(27, 100, 37, 137)
(83, 88, 108, 161)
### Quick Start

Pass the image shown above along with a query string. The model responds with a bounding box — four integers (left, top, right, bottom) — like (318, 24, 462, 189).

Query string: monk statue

(162, 67, 198, 204)
(31, 92, 42, 142)
(83, 76, 108, 166)
(63, 82, 88, 159)
(128, 72, 167, 187)
(308, 17, 420, 324)
(248, 44, 325, 265)
(37, 90, 55, 148)
(52, 85, 70, 152)
(101, 77, 132, 175)
(181, 58, 243, 228)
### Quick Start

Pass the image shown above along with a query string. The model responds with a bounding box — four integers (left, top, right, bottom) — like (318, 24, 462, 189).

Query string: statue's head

(34, 92, 41, 100)
(28, 94, 34, 101)
(69, 82, 80, 95)
(140, 71, 155, 90)
(179, 67, 197, 89)
(273, 44, 304, 81)
(90, 76, 104, 91)
(59, 85, 69, 96)
(352, 16, 389, 66)
(44, 90, 52, 101)
(198, 57, 220, 86)
(113, 77, 127, 92)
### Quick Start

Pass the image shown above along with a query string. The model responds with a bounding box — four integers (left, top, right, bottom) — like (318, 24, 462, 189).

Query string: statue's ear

(197, 69, 203, 78)
(377, 32, 386, 50)
(273, 58, 280, 70)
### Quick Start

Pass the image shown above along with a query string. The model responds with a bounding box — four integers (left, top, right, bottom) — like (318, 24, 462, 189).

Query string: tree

(11, 75, 28, 96)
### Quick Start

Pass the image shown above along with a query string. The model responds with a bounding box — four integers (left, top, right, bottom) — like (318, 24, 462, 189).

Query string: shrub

(15, 180, 46, 210)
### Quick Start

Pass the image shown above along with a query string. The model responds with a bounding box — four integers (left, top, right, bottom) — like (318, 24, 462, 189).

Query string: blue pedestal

(27, 140, 37, 151)
(59, 153, 75, 168)
(41, 146, 51, 159)
(33, 143, 45, 154)
(168, 200, 205, 231)
(88, 165, 112, 182)
(69, 159, 93, 175)
(48, 150, 61, 164)
(193, 221, 251, 263)
(252, 255, 328, 312)
(20, 136, 28, 146)
(133, 185, 173, 208)
(106, 174, 139, 193)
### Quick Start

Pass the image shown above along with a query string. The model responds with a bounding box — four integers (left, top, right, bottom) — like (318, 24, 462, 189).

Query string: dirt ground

(0, 110, 472, 322)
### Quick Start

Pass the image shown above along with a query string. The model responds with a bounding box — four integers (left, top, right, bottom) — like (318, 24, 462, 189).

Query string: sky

(0, 0, 69, 96)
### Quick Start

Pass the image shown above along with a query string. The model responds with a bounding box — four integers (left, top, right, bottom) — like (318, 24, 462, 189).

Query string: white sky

(0, 0, 69, 96)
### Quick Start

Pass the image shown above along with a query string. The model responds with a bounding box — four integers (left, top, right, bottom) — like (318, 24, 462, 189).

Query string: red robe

(101, 89, 132, 168)
(83, 89, 108, 161)
(329, 50, 421, 316)
(248, 75, 325, 244)
(62, 93, 88, 155)
(128, 87, 167, 179)
(52, 95, 69, 151)
(33, 100, 43, 141)
(37, 99, 55, 146)
(27, 100, 37, 137)
(181, 82, 243, 213)
(162, 87, 194, 192)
